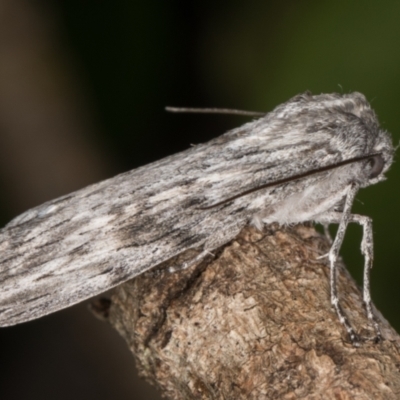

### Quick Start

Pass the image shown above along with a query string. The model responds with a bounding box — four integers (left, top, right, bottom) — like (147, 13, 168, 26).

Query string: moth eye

(366, 154, 385, 179)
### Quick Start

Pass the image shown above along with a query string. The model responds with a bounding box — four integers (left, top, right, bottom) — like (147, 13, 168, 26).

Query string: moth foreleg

(318, 210, 381, 343)
(315, 183, 361, 345)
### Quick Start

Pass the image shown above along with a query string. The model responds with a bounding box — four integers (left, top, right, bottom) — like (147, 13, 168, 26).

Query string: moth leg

(321, 223, 333, 243)
(315, 183, 361, 345)
(347, 213, 381, 342)
(168, 250, 213, 273)
(317, 211, 381, 343)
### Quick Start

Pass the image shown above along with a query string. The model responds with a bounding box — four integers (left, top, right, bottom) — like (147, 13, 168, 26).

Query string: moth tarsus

(0, 92, 394, 346)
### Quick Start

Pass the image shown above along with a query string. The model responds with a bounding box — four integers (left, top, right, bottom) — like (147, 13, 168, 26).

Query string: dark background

(1, 1, 400, 399)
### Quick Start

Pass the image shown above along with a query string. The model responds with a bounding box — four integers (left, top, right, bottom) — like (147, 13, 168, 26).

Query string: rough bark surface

(108, 224, 400, 399)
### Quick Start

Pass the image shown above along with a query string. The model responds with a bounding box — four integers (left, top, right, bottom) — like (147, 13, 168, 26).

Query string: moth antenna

(165, 106, 265, 117)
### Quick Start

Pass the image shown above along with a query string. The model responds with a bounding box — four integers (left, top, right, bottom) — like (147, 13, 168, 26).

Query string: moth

(0, 92, 393, 344)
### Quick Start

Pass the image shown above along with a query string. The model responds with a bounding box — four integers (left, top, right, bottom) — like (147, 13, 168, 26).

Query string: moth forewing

(0, 92, 393, 345)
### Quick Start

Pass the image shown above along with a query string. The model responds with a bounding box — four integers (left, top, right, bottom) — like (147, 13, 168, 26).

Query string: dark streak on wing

(25, 294, 50, 303)
(201, 153, 379, 210)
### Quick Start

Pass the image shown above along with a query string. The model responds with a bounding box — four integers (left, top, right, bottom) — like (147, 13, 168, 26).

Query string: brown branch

(107, 224, 400, 399)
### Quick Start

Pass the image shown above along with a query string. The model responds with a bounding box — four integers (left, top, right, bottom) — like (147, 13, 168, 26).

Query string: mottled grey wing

(0, 92, 379, 326)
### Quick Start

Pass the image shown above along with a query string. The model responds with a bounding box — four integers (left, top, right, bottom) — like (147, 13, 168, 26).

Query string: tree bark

(107, 224, 400, 399)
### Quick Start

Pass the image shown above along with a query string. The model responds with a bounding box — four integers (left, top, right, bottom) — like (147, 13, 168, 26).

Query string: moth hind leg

(168, 249, 215, 273)
(348, 213, 381, 342)
(321, 222, 333, 243)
